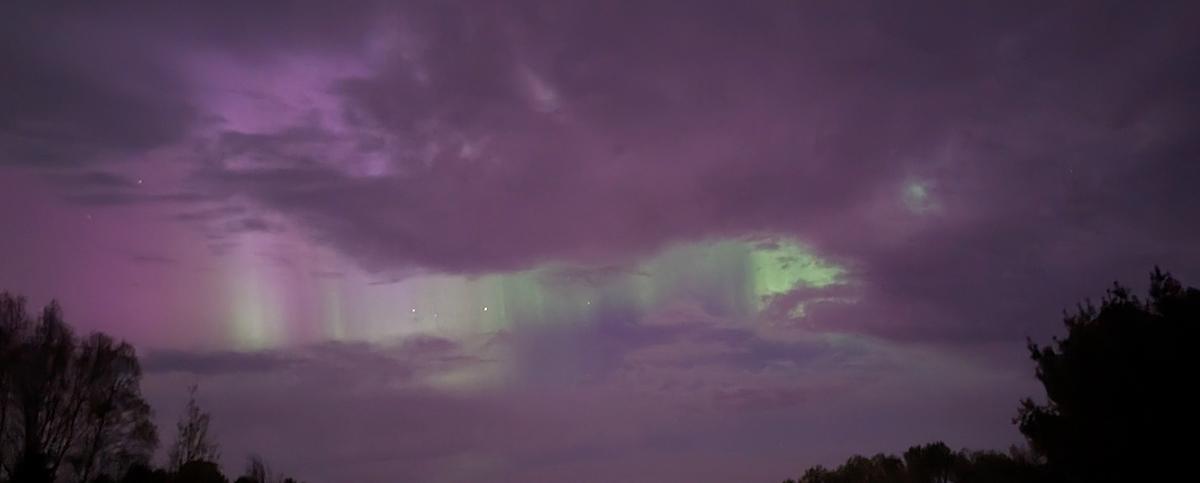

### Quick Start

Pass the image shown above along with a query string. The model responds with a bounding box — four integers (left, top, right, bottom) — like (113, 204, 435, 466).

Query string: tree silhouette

(241, 455, 273, 483)
(72, 334, 159, 482)
(236, 454, 303, 483)
(173, 460, 227, 483)
(1, 292, 310, 483)
(0, 294, 23, 481)
(1016, 268, 1199, 483)
(902, 442, 960, 483)
(0, 293, 157, 482)
(168, 385, 220, 471)
(120, 463, 170, 483)
(953, 448, 1045, 483)
(783, 443, 1044, 483)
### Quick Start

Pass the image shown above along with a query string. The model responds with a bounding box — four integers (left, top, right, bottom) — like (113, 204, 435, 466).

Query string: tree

(902, 442, 960, 483)
(168, 385, 220, 471)
(954, 448, 1046, 483)
(0, 292, 157, 482)
(173, 460, 227, 483)
(71, 334, 159, 482)
(0, 293, 28, 481)
(1017, 267, 1199, 483)
(238, 454, 303, 483)
(121, 463, 170, 483)
(12, 301, 76, 483)
(241, 455, 272, 483)
(783, 443, 1042, 483)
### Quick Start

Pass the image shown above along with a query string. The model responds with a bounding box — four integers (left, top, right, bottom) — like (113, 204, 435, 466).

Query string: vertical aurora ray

(322, 278, 347, 341)
(226, 234, 286, 350)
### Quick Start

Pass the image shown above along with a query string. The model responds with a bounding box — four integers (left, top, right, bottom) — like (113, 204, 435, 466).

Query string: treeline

(782, 268, 1199, 483)
(120, 454, 302, 483)
(1, 293, 303, 483)
(785, 443, 1046, 483)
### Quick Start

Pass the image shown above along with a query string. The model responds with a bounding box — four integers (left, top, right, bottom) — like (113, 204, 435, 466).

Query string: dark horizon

(2, 1, 1199, 482)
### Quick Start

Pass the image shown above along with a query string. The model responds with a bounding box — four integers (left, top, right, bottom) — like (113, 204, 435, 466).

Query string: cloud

(231, 217, 284, 234)
(171, 205, 249, 223)
(44, 170, 140, 189)
(7, 2, 1197, 321)
(140, 310, 1032, 483)
(144, 337, 475, 380)
(143, 349, 300, 375)
(62, 191, 148, 207)
(186, 1, 941, 273)
(309, 270, 346, 279)
(163, 1, 1198, 307)
(131, 253, 179, 265)
(0, 7, 196, 168)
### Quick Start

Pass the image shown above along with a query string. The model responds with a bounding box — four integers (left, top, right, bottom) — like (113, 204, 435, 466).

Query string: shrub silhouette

(1017, 268, 1199, 483)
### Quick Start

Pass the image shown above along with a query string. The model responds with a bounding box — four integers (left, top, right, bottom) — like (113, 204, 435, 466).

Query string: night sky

(2, 1, 1199, 482)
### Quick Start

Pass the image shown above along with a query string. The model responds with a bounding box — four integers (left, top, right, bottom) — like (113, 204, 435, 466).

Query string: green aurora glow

(224, 236, 845, 348)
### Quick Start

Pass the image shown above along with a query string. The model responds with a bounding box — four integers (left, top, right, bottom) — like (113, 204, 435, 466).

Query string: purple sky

(2, 1, 1199, 482)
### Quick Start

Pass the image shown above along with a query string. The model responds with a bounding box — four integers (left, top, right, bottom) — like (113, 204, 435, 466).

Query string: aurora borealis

(3, 1, 1200, 482)
(222, 235, 843, 350)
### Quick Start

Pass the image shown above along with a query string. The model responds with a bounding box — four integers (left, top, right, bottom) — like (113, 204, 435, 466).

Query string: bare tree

(169, 384, 220, 470)
(241, 454, 300, 483)
(0, 293, 157, 482)
(244, 454, 273, 483)
(71, 334, 159, 482)
(15, 302, 81, 482)
(0, 292, 29, 480)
